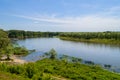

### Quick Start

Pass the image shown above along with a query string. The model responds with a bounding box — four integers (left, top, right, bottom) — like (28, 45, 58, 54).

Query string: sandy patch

(0, 55, 27, 64)
(11, 55, 27, 64)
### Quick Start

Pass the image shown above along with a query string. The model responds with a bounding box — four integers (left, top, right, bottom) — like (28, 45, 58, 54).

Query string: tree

(49, 48, 57, 59)
(5, 44, 14, 60)
(0, 29, 10, 49)
(0, 29, 10, 58)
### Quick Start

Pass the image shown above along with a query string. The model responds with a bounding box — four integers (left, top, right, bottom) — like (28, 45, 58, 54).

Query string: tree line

(59, 32, 120, 40)
(7, 30, 120, 40)
(7, 30, 60, 39)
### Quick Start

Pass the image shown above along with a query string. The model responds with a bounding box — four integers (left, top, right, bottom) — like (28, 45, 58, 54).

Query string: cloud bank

(12, 13, 120, 32)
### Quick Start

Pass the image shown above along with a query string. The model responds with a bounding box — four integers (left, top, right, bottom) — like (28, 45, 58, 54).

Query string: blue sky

(0, 0, 120, 32)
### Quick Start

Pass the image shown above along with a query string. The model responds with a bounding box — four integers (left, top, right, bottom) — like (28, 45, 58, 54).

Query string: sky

(0, 0, 120, 32)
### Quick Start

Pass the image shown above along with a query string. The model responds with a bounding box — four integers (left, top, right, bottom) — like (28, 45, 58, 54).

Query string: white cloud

(13, 15, 74, 24)
(11, 14, 120, 31)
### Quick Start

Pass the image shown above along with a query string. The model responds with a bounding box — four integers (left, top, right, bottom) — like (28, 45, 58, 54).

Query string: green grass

(35, 59, 120, 80)
(0, 59, 120, 80)
(0, 71, 30, 80)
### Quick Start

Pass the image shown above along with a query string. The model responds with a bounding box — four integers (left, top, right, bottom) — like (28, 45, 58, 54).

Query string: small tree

(0, 29, 10, 59)
(49, 48, 57, 59)
(5, 44, 14, 60)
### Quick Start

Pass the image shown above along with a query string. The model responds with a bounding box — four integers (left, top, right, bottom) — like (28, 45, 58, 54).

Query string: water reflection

(61, 39, 120, 50)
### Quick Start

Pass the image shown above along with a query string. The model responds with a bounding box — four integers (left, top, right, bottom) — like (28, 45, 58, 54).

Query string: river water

(17, 38, 120, 71)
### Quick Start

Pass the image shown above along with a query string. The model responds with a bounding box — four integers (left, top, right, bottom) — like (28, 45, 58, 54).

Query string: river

(17, 38, 120, 71)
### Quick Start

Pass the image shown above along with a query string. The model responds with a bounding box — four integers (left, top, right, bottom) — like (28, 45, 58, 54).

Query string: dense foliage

(59, 32, 120, 45)
(8, 30, 120, 40)
(0, 58, 120, 80)
(59, 32, 120, 40)
(0, 71, 30, 80)
(7, 30, 59, 38)
(0, 29, 29, 60)
(7, 30, 120, 44)
(0, 29, 11, 59)
(0, 29, 10, 50)
(44, 48, 57, 59)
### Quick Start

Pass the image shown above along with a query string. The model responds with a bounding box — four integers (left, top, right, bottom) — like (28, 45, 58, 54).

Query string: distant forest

(7, 30, 120, 40)
(59, 32, 120, 40)
(7, 30, 59, 38)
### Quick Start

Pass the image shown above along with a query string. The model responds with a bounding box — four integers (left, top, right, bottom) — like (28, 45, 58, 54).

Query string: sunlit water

(17, 38, 120, 71)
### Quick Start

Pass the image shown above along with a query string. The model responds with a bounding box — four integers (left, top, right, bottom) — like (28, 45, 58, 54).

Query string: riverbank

(59, 37, 120, 45)
(0, 50, 120, 80)
(11, 55, 27, 64)
(0, 58, 120, 80)
(0, 55, 27, 64)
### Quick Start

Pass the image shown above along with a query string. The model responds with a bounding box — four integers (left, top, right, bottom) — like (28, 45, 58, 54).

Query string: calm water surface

(17, 38, 120, 67)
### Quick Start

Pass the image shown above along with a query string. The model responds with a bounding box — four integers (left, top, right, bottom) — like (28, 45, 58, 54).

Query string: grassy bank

(0, 58, 120, 80)
(59, 37, 120, 45)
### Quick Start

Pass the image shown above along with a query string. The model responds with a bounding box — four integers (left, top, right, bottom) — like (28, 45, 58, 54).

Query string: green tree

(0, 29, 10, 49)
(0, 29, 10, 59)
(5, 44, 14, 60)
(49, 48, 57, 59)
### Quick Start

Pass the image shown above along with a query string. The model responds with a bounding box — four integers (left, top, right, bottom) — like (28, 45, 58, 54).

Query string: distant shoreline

(59, 37, 120, 45)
